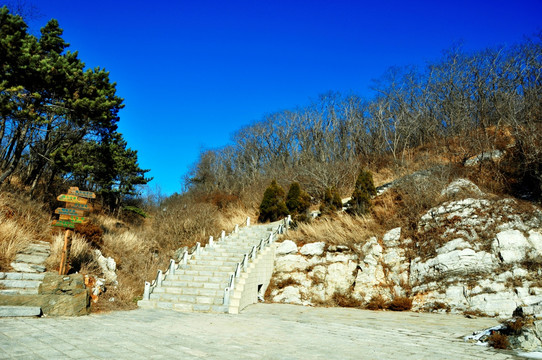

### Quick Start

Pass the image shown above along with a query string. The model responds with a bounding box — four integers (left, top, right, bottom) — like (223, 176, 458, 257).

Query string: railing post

(143, 281, 150, 300)
(208, 236, 214, 248)
(221, 230, 225, 241)
(169, 259, 176, 275)
(269, 233, 274, 243)
(251, 245, 257, 260)
(242, 254, 248, 271)
(181, 251, 188, 267)
(229, 274, 235, 291)
(246, 217, 250, 227)
(235, 263, 241, 278)
(156, 269, 163, 287)
(224, 287, 231, 306)
(234, 224, 239, 233)
(196, 242, 201, 256)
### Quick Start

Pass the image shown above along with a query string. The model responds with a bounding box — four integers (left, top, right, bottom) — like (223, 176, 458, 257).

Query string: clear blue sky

(28, 0, 542, 196)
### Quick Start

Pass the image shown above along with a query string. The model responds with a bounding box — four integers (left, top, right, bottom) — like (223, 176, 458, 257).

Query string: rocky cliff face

(269, 179, 542, 318)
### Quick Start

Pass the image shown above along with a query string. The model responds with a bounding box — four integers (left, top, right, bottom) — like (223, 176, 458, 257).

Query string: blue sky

(28, 0, 542, 196)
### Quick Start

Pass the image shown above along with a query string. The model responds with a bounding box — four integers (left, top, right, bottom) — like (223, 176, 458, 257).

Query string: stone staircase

(0, 241, 51, 317)
(138, 218, 286, 313)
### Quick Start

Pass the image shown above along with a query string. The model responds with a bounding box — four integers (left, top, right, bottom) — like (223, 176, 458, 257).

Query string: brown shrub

(74, 222, 104, 248)
(388, 296, 413, 311)
(332, 291, 362, 308)
(488, 332, 509, 349)
(365, 294, 389, 310)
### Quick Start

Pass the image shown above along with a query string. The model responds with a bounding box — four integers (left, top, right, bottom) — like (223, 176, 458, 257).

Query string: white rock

(272, 286, 302, 304)
(383, 228, 401, 247)
(300, 242, 325, 256)
(410, 249, 497, 285)
(275, 254, 309, 272)
(492, 229, 530, 264)
(325, 252, 357, 263)
(465, 150, 504, 166)
(324, 261, 358, 297)
(276, 240, 298, 255)
(436, 238, 471, 255)
(441, 178, 484, 198)
(528, 230, 542, 259)
(469, 291, 518, 317)
(94, 250, 118, 284)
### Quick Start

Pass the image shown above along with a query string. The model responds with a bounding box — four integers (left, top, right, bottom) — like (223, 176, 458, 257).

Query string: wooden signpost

(52, 187, 95, 275)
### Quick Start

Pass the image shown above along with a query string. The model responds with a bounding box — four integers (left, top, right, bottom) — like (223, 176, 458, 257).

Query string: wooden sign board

(68, 187, 96, 199)
(55, 207, 85, 217)
(57, 194, 88, 205)
(66, 202, 92, 211)
(52, 220, 75, 229)
(59, 215, 89, 224)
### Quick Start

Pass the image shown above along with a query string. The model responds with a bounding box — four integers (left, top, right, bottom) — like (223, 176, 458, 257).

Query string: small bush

(258, 180, 289, 222)
(122, 206, 148, 218)
(332, 291, 362, 308)
(388, 296, 413, 311)
(366, 294, 389, 310)
(488, 332, 509, 349)
(347, 169, 376, 216)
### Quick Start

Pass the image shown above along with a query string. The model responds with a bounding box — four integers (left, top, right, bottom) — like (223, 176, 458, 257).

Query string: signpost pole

(59, 229, 72, 275)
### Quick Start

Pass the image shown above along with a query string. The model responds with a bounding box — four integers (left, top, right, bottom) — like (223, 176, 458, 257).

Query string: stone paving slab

(0, 303, 523, 359)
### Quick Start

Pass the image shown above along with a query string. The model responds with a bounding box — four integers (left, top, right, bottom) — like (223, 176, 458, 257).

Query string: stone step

(9, 263, 45, 273)
(0, 272, 45, 281)
(138, 300, 228, 313)
(0, 279, 42, 288)
(182, 265, 236, 272)
(21, 244, 51, 254)
(191, 259, 238, 267)
(164, 274, 229, 283)
(13, 253, 49, 265)
(149, 293, 223, 305)
(174, 269, 235, 277)
(0, 288, 39, 295)
(153, 287, 222, 297)
(156, 281, 226, 290)
(0, 306, 41, 317)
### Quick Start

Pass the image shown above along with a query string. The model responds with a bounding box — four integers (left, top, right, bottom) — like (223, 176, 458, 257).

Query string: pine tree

(347, 169, 376, 215)
(286, 182, 310, 215)
(258, 180, 289, 222)
(319, 187, 343, 215)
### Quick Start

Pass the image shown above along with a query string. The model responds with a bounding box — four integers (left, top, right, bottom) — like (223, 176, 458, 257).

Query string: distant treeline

(0, 7, 150, 208)
(187, 35, 542, 199)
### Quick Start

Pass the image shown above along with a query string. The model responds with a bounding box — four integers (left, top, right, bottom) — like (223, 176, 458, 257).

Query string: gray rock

(465, 150, 504, 166)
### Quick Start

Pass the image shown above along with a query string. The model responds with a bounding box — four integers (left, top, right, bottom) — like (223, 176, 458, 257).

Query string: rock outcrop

(269, 179, 542, 318)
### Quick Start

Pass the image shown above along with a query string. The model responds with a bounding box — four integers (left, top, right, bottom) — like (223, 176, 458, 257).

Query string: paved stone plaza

(0, 303, 522, 359)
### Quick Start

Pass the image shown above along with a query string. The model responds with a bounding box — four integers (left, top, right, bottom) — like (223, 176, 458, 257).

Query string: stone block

(0, 306, 41, 317)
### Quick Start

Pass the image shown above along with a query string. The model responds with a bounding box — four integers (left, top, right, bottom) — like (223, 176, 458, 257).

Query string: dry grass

(331, 291, 363, 308)
(288, 213, 383, 248)
(0, 190, 52, 271)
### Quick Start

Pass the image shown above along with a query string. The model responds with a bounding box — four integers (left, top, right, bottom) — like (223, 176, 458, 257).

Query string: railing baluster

(169, 259, 176, 275)
(143, 281, 151, 300)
